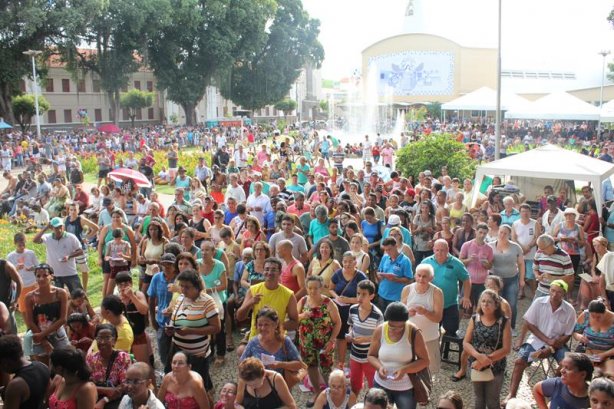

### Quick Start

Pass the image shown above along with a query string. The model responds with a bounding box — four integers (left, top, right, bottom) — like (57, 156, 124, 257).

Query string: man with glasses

(236, 257, 298, 355)
(118, 362, 164, 408)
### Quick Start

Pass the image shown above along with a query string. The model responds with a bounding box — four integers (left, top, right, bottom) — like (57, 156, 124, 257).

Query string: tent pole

(495, 0, 502, 160)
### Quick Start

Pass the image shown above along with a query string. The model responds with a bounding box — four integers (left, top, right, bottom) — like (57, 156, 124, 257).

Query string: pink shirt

(459, 240, 494, 284)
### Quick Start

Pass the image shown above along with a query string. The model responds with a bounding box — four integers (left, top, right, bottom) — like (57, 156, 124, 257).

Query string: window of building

(148, 108, 154, 120)
(93, 79, 101, 93)
(47, 110, 56, 124)
(45, 79, 54, 92)
(62, 79, 70, 92)
(265, 107, 270, 116)
(223, 106, 228, 116)
(77, 79, 86, 93)
(146, 81, 153, 92)
(134, 80, 141, 90)
(95, 109, 102, 122)
(136, 109, 142, 120)
(64, 109, 72, 123)
(122, 108, 129, 121)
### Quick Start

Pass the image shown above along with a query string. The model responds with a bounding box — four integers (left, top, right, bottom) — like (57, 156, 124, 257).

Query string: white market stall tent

(601, 99, 614, 122)
(505, 91, 601, 121)
(442, 87, 530, 111)
(471, 144, 614, 216)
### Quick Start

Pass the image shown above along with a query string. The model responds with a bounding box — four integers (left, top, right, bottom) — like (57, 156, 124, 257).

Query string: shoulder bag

(408, 324, 432, 405)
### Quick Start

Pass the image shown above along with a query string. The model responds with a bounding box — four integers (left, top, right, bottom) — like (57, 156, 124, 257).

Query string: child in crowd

(6, 232, 39, 313)
(30, 204, 49, 229)
(66, 312, 95, 353)
(346, 279, 384, 395)
(105, 228, 132, 279)
(67, 288, 98, 322)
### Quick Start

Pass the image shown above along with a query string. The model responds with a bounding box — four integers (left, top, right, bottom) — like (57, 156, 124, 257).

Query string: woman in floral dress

(298, 275, 342, 407)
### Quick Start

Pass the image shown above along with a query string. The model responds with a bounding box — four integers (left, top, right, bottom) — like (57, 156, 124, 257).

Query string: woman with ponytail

(49, 347, 97, 409)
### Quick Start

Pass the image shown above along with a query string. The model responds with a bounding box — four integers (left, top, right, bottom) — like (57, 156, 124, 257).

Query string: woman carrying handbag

(462, 289, 511, 409)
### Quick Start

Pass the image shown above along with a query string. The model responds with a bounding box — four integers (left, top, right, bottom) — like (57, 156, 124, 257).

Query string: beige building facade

(361, 33, 497, 104)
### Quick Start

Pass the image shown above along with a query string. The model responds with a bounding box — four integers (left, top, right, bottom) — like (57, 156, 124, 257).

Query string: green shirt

(297, 164, 310, 185)
(421, 254, 470, 308)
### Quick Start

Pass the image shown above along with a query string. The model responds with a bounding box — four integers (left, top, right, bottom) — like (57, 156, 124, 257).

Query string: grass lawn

(0, 222, 106, 333)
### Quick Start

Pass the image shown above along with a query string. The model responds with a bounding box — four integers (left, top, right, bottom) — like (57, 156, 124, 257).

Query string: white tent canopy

(505, 91, 601, 121)
(441, 87, 530, 111)
(601, 99, 614, 122)
(471, 144, 614, 217)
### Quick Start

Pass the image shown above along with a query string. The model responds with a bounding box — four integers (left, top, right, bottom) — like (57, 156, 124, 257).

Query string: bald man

(277, 240, 306, 300)
(420, 239, 471, 336)
(118, 362, 165, 409)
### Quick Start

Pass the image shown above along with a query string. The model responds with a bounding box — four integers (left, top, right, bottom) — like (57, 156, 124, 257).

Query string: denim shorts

(517, 343, 568, 363)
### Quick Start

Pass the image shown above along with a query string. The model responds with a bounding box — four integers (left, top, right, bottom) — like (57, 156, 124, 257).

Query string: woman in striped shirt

(167, 269, 221, 394)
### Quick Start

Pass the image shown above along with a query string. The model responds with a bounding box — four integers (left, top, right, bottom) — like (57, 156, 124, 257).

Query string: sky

(301, 0, 614, 81)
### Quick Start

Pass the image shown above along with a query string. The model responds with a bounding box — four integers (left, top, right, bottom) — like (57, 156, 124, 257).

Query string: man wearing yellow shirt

(236, 257, 298, 355)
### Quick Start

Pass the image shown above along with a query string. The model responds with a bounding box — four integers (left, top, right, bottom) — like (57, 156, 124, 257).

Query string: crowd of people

(1, 121, 614, 409)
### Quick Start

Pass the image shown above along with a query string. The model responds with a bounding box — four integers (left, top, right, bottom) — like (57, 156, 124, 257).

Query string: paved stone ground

(147, 294, 547, 408)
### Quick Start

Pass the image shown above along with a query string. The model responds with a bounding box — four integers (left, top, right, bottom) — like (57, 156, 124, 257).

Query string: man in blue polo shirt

(421, 239, 471, 336)
(376, 237, 413, 312)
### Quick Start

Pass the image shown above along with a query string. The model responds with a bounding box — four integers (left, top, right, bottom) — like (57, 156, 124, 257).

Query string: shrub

(396, 133, 477, 181)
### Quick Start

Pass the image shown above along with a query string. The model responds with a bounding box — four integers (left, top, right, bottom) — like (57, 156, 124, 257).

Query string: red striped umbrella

(108, 168, 152, 187)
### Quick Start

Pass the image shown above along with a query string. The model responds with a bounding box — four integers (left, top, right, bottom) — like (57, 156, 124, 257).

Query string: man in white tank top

(512, 204, 542, 298)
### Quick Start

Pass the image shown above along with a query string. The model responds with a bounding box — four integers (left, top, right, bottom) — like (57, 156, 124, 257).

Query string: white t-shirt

(41, 232, 82, 277)
(6, 250, 39, 287)
(512, 218, 538, 260)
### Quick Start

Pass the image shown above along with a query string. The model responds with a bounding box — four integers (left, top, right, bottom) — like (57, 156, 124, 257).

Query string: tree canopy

(120, 89, 155, 127)
(148, 0, 276, 125)
(274, 98, 297, 116)
(12, 94, 50, 131)
(0, 1, 72, 123)
(57, 0, 168, 124)
(396, 133, 477, 181)
(219, 0, 324, 113)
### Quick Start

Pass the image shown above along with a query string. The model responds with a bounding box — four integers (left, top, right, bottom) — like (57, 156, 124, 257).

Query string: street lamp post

(598, 50, 610, 134)
(23, 50, 43, 139)
(494, 0, 502, 160)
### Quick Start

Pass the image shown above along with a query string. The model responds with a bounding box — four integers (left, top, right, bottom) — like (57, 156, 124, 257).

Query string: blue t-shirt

(224, 210, 238, 225)
(378, 253, 413, 301)
(383, 225, 413, 247)
(540, 377, 589, 409)
(147, 272, 175, 327)
(331, 269, 368, 298)
(361, 220, 382, 244)
(240, 336, 300, 375)
(421, 254, 470, 308)
(500, 208, 521, 226)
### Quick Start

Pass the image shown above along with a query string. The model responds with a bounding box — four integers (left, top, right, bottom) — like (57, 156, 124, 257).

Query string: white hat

(563, 207, 578, 216)
(388, 214, 401, 226)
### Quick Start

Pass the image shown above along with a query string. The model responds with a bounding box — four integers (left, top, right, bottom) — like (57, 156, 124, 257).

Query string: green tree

(0, 1, 73, 123)
(12, 94, 50, 132)
(220, 0, 324, 113)
(59, 0, 169, 124)
(274, 98, 297, 116)
(149, 0, 275, 125)
(120, 89, 155, 127)
(396, 133, 476, 181)
(426, 102, 442, 120)
(319, 100, 329, 114)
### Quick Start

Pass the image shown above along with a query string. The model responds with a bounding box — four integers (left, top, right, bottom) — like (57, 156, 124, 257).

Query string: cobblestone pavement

(149, 294, 551, 408)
